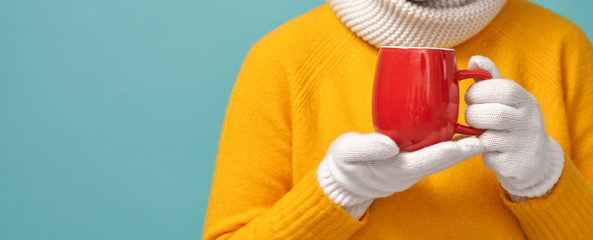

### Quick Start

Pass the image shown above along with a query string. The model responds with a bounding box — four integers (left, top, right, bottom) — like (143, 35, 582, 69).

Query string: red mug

(372, 46, 492, 152)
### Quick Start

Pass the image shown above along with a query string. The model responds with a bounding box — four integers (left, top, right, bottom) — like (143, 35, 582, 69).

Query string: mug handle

(454, 69, 493, 135)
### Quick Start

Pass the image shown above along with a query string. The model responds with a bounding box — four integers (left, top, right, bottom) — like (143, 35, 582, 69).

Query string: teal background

(0, 0, 591, 239)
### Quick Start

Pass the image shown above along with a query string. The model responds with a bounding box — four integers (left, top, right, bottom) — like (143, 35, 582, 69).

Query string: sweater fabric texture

(204, 0, 593, 239)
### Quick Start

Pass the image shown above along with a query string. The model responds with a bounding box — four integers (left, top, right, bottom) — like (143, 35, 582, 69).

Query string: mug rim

(380, 46, 454, 51)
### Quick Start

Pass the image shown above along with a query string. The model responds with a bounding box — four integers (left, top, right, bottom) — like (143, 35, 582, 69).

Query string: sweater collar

(327, 0, 506, 48)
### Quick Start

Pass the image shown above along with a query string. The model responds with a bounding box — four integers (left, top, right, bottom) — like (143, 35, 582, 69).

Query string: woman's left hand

(464, 56, 565, 200)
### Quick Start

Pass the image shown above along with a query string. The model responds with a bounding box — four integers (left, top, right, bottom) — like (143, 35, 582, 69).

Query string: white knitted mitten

(317, 132, 484, 219)
(465, 56, 565, 198)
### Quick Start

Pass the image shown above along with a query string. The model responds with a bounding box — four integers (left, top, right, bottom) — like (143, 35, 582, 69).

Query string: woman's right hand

(317, 132, 484, 219)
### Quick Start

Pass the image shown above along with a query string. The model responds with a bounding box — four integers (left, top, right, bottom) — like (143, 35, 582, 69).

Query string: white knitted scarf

(327, 0, 507, 48)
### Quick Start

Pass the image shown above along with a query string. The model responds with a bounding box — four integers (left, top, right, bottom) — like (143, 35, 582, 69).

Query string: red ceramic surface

(372, 47, 492, 151)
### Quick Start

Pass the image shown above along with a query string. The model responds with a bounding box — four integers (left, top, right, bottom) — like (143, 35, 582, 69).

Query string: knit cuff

(342, 199, 373, 220)
(503, 137, 565, 198)
(317, 159, 373, 202)
(502, 157, 593, 239)
(269, 169, 368, 239)
(317, 160, 375, 219)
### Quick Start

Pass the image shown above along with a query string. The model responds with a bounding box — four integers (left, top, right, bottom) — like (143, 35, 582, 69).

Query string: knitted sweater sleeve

(500, 26, 593, 239)
(202, 34, 366, 240)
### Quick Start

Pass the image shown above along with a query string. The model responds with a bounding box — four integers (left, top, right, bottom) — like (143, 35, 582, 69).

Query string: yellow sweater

(204, 0, 593, 239)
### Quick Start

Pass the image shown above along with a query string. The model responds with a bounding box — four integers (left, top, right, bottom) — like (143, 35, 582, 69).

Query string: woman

(204, 0, 593, 238)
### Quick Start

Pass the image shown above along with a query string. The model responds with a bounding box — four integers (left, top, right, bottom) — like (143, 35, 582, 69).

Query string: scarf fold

(327, 0, 507, 48)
